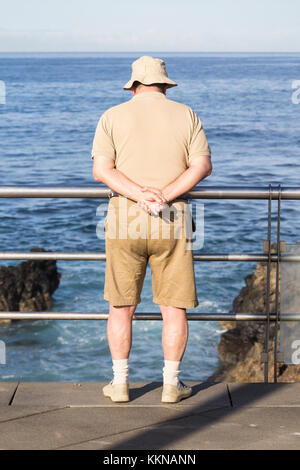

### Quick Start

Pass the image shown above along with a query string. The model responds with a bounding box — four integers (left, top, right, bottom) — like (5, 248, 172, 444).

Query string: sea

(0, 52, 299, 382)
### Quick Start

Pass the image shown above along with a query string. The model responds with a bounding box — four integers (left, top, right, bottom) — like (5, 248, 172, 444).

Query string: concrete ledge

(11, 382, 230, 409)
(0, 382, 18, 405)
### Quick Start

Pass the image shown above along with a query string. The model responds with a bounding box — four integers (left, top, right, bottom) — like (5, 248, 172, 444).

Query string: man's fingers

(138, 199, 164, 215)
(140, 187, 167, 203)
(143, 193, 163, 203)
(138, 200, 152, 214)
(148, 202, 164, 215)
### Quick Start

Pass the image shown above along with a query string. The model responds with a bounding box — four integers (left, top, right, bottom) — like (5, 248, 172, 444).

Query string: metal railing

(0, 183, 299, 382)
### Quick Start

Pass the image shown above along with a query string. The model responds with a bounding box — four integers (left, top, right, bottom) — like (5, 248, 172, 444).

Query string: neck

(132, 86, 166, 97)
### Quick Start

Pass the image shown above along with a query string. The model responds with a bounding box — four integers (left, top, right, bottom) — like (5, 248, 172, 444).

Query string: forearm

(162, 162, 211, 202)
(93, 167, 142, 202)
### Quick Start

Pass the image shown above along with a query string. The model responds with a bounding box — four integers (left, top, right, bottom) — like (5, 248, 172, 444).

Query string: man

(92, 56, 212, 403)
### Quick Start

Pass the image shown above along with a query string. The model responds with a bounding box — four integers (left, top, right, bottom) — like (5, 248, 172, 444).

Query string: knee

(160, 305, 187, 321)
(110, 305, 136, 318)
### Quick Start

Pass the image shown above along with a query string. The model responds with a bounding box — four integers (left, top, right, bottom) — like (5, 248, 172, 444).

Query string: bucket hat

(123, 55, 177, 90)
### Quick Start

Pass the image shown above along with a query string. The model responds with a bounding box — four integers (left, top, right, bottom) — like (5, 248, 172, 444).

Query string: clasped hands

(137, 186, 168, 215)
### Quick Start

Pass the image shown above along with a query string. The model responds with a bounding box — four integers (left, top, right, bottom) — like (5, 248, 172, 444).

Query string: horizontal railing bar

(0, 186, 112, 199)
(190, 187, 300, 200)
(0, 312, 299, 321)
(0, 185, 300, 199)
(0, 252, 299, 262)
(0, 251, 300, 262)
(0, 252, 107, 261)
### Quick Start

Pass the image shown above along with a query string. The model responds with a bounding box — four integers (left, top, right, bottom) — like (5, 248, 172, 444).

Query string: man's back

(92, 91, 211, 189)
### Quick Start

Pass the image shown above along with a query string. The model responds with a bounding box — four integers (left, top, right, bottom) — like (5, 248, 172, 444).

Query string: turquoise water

(0, 52, 300, 381)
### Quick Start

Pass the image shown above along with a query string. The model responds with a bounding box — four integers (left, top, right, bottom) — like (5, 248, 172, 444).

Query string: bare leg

(160, 305, 188, 361)
(107, 304, 137, 360)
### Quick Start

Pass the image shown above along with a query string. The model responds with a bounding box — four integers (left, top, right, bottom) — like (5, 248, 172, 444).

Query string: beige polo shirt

(91, 91, 211, 189)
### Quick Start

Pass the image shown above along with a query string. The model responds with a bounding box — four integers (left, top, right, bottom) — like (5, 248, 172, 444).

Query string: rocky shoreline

(208, 242, 300, 382)
(0, 248, 61, 324)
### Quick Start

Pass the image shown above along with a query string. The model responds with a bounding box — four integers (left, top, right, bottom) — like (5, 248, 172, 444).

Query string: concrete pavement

(0, 381, 300, 450)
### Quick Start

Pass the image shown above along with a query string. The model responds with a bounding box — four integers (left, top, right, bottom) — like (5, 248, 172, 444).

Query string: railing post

(273, 184, 282, 382)
(263, 184, 273, 383)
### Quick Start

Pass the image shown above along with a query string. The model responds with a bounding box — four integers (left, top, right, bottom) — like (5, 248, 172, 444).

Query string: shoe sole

(161, 398, 181, 403)
(161, 392, 192, 403)
(103, 391, 130, 403)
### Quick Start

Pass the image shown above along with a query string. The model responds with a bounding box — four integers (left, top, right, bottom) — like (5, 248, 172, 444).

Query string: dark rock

(0, 248, 61, 324)
(208, 242, 300, 382)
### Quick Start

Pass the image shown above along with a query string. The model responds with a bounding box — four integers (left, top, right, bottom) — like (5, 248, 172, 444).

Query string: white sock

(112, 359, 129, 384)
(163, 360, 181, 387)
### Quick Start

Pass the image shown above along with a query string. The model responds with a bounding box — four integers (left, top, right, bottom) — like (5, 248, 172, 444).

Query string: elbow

(92, 168, 100, 182)
(93, 168, 105, 183)
(93, 171, 105, 184)
(93, 159, 114, 183)
(205, 162, 213, 177)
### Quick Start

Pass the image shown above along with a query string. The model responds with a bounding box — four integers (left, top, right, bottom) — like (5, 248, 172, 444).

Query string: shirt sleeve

(188, 110, 211, 164)
(91, 111, 116, 161)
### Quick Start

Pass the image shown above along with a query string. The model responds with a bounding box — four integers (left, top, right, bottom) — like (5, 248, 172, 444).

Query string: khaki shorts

(104, 196, 198, 309)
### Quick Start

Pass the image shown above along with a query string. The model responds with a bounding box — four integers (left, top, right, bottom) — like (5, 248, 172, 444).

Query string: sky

(0, 0, 300, 52)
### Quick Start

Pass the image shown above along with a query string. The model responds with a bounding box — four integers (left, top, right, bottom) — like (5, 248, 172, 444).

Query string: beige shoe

(161, 381, 192, 403)
(102, 381, 130, 403)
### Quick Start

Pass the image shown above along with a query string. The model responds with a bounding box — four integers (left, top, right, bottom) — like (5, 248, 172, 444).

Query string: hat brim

(123, 76, 177, 90)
